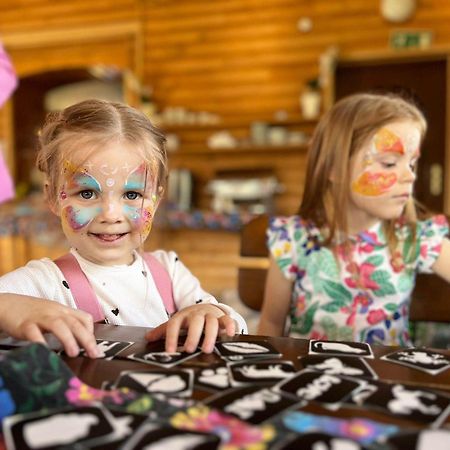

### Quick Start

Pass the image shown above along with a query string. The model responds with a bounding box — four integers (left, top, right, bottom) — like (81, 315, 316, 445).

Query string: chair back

(237, 214, 269, 310)
(410, 273, 450, 323)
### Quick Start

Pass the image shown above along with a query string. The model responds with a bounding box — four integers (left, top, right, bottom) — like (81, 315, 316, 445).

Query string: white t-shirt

(0, 248, 247, 332)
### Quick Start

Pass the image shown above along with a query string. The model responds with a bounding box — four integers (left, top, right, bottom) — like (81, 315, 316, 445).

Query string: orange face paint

(373, 128, 405, 155)
(351, 171, 397, 196)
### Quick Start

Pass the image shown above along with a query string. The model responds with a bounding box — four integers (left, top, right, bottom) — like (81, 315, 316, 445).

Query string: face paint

(373, 128, 405, 155)
(62, 205, 101, 230)
(351, 171, 397, 197)
(125, 163, 148, 192)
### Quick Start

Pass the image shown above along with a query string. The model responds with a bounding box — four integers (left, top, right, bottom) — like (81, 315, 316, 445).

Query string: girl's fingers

(164, 315, 184, 353)
(68, 319, 101, 358)
(218, 314, 236, 336)
(45, 318, 81, 357)
(21, 322, 47, 345)
(183, 314, 205, 353)
(201, 314, 219, 353)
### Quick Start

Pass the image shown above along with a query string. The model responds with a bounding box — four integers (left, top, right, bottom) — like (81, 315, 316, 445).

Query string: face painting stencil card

(273, 368, 366, 410)
(81, 339, 134, 360)
(215, 340, 282, 360)
(114, 368, 194, 397)
(3, 405, 119, 450)
(228, 360, 296, 386)
(204, 385, 302, 424)
(347, 379, 450, 427)
(127, 349, 200, 368)
(299, 355, 378, 379)
(309, 339, 374, 358)
(380, 348, 450, 375)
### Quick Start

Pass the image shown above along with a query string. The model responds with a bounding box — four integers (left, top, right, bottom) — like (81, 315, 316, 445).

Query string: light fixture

(380, 0, 417, 23)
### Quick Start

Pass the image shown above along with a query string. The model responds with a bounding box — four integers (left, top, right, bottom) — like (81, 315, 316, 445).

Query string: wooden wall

(2, 0, 450, 292)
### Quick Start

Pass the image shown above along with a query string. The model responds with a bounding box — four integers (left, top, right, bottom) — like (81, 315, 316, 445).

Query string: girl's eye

(381, 162, 396, 169)
(79, 190, 96, 200)
(125, 191, 142, 200)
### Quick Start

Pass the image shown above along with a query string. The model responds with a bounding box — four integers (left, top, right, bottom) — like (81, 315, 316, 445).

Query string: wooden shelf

(169, 143, 308, 156)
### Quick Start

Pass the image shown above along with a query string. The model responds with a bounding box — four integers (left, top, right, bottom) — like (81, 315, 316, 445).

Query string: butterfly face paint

(348, 120, 422, 231)
(352, 125, 421, 198)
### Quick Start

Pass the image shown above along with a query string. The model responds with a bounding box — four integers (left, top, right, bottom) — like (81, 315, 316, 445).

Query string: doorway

(334, 55, 447, 213)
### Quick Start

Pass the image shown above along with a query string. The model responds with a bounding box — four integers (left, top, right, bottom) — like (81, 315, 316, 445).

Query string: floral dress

(267, 215, 448, 346)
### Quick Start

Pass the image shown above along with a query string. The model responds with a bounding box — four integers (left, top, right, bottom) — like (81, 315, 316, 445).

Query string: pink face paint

(351, 171, 397, 197)
(62, 205, 101, 231)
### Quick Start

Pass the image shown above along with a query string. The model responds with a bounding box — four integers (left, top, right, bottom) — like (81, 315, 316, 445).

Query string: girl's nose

(401, 164, 416, 183)
(99, 198, 123, 223)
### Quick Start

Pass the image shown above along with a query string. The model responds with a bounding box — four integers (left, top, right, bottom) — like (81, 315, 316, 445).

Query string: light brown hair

(36, 99, 167, 207)
(299, 92, 427, 250)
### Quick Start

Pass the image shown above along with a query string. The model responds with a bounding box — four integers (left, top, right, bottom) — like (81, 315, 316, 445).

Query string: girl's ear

(44, 182, 59, 216)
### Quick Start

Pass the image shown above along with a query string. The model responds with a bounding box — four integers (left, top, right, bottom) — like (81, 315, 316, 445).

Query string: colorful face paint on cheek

(351, 171, 397, 196)
(62, 205, 101, 231)
(123, 205, 154, 235)
(373, 128, 404, 155)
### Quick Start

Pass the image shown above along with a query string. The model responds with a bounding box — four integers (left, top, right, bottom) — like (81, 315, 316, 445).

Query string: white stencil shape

(128, 373, 186, 393)
(315, 342, 365, 354)
(222, 342, 270, 354)
(417, 429, 450, 450)
(224, 389, 282, 420)
(23, 413, 99, 448)
(388, 385, 442, 415)
(295, 374, 342, 400)
(142, 434, 209, 450)
(306, 358, 364, 376)
(198, 367, 230, 388)
(398, 351, 447, 366)
(236, 364, 293, 379)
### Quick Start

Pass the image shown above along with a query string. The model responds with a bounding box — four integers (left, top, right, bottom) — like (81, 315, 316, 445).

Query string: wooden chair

(237, 214, 450, 325)
(237, 214, 269, 311)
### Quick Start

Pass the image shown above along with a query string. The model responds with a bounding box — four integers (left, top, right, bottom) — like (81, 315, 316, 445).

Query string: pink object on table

(0, 43, 17, 204)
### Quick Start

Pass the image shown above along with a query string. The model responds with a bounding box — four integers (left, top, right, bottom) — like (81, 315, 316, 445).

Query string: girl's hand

(0, 294, 101, 358)
(145, 304, 236, 353)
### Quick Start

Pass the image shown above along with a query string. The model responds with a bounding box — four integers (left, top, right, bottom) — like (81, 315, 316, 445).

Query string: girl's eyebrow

(67, 171, 102, 192)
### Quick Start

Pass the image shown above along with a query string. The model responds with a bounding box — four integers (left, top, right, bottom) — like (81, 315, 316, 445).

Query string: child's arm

(257, 256, 292, 336)
(146, 303, 236, 353)
(0, 293, 101, 358)
(431, 237, 450, 282)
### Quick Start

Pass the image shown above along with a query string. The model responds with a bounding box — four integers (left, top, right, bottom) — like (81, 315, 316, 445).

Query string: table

(63, 324, 450, 430)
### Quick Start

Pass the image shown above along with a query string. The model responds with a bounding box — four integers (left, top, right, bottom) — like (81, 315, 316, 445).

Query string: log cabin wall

(2, 0, 450, 292)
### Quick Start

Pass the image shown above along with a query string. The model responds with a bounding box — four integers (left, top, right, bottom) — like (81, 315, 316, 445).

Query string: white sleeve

(151, 250, 248, 334)
(0, 258, 76, 308)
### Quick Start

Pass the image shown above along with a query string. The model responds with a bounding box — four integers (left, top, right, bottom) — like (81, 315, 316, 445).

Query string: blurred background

(0, 0, 449, 344)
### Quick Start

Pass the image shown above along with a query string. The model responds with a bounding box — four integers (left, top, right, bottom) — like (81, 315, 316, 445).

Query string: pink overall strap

(54, 253, 105, 322)
(142, 253, 176, 316)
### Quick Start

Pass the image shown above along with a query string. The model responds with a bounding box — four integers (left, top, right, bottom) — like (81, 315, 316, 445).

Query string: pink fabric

(0, 44, 17, 204)
(0, 150, 14, 204)
(0, 44, 17, 107)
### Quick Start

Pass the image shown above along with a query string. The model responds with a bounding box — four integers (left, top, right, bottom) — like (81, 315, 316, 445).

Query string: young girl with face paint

(0, 99, 247, 357)
(258, 93, 450, 346)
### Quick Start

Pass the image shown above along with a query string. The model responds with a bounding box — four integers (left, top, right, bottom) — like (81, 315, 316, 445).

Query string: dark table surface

(62, 324, 450, 429)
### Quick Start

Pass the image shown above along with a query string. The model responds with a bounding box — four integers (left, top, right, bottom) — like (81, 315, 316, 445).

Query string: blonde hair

(36, 99, 167, 206)
(299, 92, 427, 250)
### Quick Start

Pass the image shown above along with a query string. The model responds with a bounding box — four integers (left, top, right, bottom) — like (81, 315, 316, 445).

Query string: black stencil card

(273, 432, 367, 450)
(309, 340, 374, 358)
(274, 369, 365, 409)
(204, 385, 301, 424)
(299, 355, 378, 379)
(381, 348, 450, 375)
(384, 428, 450, 450)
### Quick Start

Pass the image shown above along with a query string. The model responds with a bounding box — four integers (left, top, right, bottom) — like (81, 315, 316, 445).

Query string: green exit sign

(390, 30, 433, 49)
